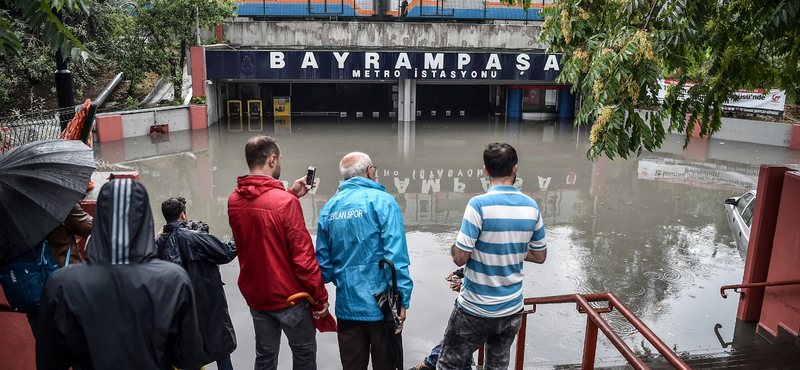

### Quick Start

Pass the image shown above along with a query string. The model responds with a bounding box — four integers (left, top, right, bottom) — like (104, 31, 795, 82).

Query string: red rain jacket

(228, 175, 328, 311)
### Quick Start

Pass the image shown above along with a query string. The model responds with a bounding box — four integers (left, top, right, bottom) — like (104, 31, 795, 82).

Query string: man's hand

(312, 301, 330, 319)
(395, 306, 407, 334)
(445, 272, 462, 292)
(289, 176, 315, 198)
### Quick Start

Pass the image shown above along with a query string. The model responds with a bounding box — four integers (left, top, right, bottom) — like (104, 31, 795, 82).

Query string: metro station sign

(205, 50, 562, 81)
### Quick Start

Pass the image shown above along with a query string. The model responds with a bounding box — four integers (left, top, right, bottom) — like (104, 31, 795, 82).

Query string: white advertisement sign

(638, 156, 758, 193)
(657, 79, 786, 117)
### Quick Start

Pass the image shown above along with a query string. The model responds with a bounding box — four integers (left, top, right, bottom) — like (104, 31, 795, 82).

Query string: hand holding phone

(306, 166, 316, 189)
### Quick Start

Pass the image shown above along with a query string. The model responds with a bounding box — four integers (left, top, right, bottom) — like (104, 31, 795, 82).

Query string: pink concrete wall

(790, 124, 800, 150)
(189, 105, 208, 130)
(758, 171, 800, 338)
(190, 46, 206, 98)
(95, 115, 123, 142)
(738, 165, 793, 321)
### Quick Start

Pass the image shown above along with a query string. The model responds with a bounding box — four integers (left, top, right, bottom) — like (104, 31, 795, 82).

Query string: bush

(124, 96, 139, 110)
(190, 95, 206, 105)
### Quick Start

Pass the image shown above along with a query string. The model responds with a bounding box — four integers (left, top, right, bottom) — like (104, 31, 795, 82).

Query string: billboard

(657, 79, 786, 117)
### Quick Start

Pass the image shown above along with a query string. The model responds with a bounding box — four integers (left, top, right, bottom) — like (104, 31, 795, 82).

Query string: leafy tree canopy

(514, 0, 800, 160)
(0, 0, 91, 59)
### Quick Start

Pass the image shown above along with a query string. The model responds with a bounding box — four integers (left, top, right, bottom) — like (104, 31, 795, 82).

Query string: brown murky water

(95, 116, 793, 369)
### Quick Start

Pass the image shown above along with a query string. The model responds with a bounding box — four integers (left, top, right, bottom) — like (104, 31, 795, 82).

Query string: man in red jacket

(228, 135, 330, 370)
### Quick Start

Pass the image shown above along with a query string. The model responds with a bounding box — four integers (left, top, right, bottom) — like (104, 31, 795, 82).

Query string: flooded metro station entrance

(91, 115, 799, 369)
(202, 50, 571, 124)
(217, 82, 497, 118)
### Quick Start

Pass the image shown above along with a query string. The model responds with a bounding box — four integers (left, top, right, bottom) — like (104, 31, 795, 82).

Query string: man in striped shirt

(436, 143, 547, 370)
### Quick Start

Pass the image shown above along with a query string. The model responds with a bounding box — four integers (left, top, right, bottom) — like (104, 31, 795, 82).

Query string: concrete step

(552, 343, 800, 370)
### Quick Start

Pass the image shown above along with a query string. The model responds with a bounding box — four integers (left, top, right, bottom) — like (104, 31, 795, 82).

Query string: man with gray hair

(316, 151, 413, 370)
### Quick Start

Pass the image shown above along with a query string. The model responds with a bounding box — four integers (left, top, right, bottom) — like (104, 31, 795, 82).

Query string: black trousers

(337, 318, 395, 370)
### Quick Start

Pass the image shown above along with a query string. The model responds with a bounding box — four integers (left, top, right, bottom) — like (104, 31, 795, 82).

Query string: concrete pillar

(190, 105, 208, 130)
(506, 88, 522, 119)
(738, 165, 799, 321)
(190, 46, 206, 98)
(557, 88, 574, 119)
(758, 170, 800, 341)
(790, 124, 800, 150)
(398, 79, 416, 122)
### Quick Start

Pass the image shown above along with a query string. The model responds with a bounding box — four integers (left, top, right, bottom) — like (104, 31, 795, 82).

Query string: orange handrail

(477, 292, 691, 370)
(720, 279, 800, 299)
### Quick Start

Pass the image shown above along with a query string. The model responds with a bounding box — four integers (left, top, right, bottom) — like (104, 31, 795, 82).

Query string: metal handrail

(720, 279, 800, 299)
(477, 292, 691, 370)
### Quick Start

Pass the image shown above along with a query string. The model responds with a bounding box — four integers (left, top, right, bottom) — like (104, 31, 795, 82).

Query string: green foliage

(0, 0, 92, 60)
(0, 7, 100, 115)
(131, 0, 237, 100)
(190, 95, 206, 105)
(124, 96, 139, 110)
(524, 0, 800, 160)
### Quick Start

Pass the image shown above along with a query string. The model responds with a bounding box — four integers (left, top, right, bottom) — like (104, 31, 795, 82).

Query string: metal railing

(720, 280, 800, 299)
(0, 106, 77, 154)
(477, 292, 691, 370)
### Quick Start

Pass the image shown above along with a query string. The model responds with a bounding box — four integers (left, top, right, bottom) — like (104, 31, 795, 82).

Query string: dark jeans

(26, 310, 39, 342)
(436, 305, 522, 370)
(337, 318, 394, 370)
(250, 304, 317, 370)
(424, 340, 472, 370)
(216, 354, 234, 370)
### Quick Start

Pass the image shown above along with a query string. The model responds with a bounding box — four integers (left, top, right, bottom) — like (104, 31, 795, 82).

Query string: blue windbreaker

(316, 177, 413, 321)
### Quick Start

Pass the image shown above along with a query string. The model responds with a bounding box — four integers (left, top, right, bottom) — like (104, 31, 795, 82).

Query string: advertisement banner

(657, 79, 786, 117)
(638, 156, 758, 193)
(206, 50, 562, 81)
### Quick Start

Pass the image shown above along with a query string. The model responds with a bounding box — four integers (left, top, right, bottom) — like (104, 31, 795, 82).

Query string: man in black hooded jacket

(36, 179, 204, 370)
(156, 196, 238, 370)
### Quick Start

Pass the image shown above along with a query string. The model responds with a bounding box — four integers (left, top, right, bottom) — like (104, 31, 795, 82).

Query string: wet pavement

(93, 116, 798, 369)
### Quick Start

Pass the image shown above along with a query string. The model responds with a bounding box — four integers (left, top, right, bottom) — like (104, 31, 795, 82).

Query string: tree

(0, 0, 91, 59)
(512, 0, 800, 160)
(133, 0, 237, 102)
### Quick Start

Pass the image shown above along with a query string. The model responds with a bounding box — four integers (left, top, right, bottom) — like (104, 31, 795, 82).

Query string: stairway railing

(476, 292, 691, 370)
(720, 279, 800, 299)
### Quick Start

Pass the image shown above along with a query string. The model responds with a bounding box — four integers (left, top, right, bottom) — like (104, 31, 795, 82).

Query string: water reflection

(92, 117, 783, 368)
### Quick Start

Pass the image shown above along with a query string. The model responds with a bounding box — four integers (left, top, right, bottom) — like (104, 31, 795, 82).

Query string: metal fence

(0, 106, 77, 154)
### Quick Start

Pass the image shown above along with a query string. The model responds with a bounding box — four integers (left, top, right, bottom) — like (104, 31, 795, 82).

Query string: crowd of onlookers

(14, 136, 547, 370)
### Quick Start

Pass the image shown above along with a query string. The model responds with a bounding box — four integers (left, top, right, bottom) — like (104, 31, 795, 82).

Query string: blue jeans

(424, 340, 472, 370)
(250, 304, 317, 370)
(436, 305, 522, 370)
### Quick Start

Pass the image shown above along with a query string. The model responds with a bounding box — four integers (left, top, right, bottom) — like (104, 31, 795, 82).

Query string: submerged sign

(206, 50, 562, 81)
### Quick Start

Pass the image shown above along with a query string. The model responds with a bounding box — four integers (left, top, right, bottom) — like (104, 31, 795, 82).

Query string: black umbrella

(0, 139, 94, 264)
(374, 258, 403, 370)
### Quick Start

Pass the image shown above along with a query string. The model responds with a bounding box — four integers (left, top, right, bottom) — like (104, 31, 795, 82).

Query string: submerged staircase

(552, 343, 800, 369)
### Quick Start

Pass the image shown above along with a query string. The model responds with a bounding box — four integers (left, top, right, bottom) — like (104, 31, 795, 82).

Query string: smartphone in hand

(306, 166, 316, 188)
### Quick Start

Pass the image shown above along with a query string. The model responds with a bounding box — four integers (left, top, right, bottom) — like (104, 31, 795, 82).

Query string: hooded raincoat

(155, 222, 238, 363)
(315, 177, 412, 321)
(228, 175, 328, 311)
(36, 179, 203, 370)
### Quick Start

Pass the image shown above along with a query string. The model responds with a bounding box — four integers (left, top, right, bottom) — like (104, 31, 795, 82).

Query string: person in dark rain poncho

(36, 179, 204, 370)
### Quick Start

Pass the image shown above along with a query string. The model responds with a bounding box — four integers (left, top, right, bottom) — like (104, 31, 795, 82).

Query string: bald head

(339, 152, 373, 180)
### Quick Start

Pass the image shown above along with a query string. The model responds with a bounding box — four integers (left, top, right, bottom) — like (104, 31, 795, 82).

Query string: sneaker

(408, 361, 434, 370)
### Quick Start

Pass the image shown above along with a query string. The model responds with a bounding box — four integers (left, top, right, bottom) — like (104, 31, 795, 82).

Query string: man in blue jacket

(316, 151, 413, 370)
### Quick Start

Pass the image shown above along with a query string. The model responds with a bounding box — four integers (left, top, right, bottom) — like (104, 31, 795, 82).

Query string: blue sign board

(206, 50, 562, 81)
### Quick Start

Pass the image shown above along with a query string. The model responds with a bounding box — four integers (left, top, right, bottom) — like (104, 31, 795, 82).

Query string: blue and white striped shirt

(455, 185, 546, 318)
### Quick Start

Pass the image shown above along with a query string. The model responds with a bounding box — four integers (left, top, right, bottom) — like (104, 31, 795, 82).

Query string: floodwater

(93, 116, 797, 369)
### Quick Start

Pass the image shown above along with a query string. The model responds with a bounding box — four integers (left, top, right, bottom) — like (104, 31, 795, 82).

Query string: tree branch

(643, 0, 659, 31)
